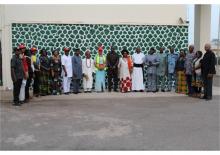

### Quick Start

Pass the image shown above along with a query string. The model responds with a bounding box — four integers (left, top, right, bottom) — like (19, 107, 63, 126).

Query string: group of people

(174, 44, 216, 100)
(11, 43, 216, 106)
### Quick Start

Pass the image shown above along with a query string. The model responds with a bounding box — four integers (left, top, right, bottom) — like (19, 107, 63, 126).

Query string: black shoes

(34, 94, 39, 97)
(73, 91, 81, 94)
(206, 98, 212, 101)
(200, 95, 207, 99)
(147, 90, 157, 93)
(205, 96, 212, 101)
(24, 99, 29, 103)
(133, 90, 144, 92)
(108, 89, 118, 92)
(12, 102, 21, 106)
(200, 96, 212, 101)
(19, 101, 25, 104)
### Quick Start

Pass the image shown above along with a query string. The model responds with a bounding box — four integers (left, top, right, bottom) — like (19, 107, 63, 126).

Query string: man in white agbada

(82, 50, 95, 93)
(131, 47, 145, 92)
(61, 47, 72, 95)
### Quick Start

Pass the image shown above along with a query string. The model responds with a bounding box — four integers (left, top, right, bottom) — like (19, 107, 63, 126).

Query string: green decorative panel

(11, 23, 188, 90)
(12, 23, 188, 56)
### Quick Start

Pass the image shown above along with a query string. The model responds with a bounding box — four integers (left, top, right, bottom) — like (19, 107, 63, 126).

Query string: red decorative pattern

(120, 77, 132, 93)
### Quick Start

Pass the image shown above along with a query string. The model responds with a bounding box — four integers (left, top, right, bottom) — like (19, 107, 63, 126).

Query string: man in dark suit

(106, 46, 119, 92)
(11, 48, 24, 106)
(201, 43, 216, 101)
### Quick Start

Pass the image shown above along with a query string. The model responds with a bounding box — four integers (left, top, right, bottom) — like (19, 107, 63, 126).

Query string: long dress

(156, 52, 167, 91)
(72, 55, 82, 93)
(145, 54, 160, 92)
(61, 54, 72, 93)
(131, 52, 145, 91)
(167, 53, 179, 91)
(175, 57, 187, 94)
(82, 58, 95, 92)
(39, 55, 50, 96)
(118, 57, 133, 93)
(50, 56, 62, 95)
(192, 57, 203, 93)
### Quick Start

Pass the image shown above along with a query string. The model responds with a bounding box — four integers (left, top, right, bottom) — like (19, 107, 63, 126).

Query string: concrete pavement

(0, 89, 220, 150)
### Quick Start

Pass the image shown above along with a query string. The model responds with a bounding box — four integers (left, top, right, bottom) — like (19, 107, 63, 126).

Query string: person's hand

(65, 72, 67, 77)
(207, 74, 213, 78)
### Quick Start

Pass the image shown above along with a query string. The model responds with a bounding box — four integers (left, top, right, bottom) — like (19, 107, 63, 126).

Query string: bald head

(204, 43, 211, 52)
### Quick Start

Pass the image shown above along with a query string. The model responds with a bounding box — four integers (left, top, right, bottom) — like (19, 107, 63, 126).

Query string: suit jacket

(201, 50, 216, 76)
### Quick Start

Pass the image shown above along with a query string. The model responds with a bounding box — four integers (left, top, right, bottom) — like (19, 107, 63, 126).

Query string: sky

(211, 4, 220, 41)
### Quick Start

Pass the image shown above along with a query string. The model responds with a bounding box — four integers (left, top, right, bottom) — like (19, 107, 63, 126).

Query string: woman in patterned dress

(192, 51, 203, 98)
(50, 49, 62, 95)
(118, 49, 133, 93)
(39, 49, 51, 96)
(175, 50, 187, 94)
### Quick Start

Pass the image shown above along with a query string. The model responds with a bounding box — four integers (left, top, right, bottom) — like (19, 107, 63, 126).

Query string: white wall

(4, 5, 187, 25)
(0, 4, 187, 89)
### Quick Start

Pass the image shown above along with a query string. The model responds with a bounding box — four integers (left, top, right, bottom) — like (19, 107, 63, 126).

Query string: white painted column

(194, 4, 211, 52)
(1, 5, 13, 90)
(200, 5, 211, 51)
(2, 25, 13, 90)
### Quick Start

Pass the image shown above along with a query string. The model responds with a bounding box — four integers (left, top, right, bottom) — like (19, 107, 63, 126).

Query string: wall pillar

(0, 5, 13, 90)
(194, 4, 211, 52)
